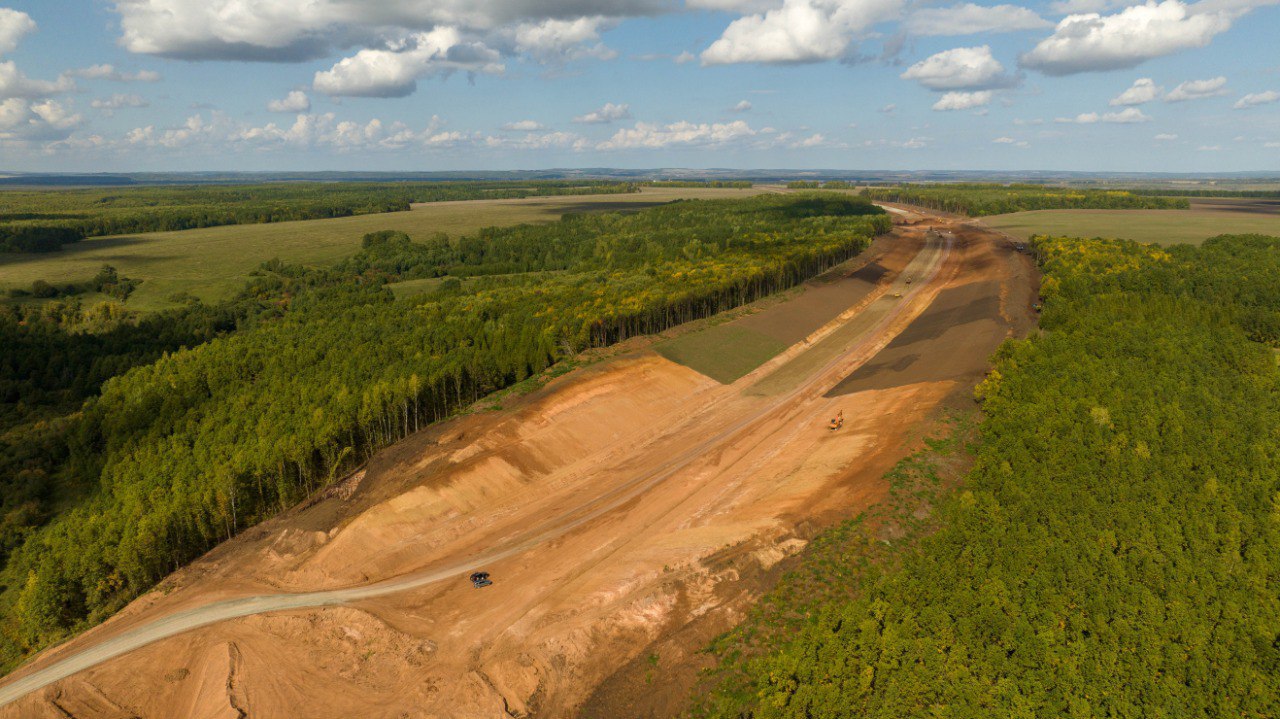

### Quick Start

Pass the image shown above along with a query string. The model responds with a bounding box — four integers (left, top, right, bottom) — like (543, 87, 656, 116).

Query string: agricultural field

(0, 186, 769, 312)
(982, 197, 1280, 246)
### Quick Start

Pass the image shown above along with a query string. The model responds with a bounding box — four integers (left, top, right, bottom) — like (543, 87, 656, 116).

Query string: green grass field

(655, 325, 789, 384)
(982, 201, 1280, 246)
(1, 186, 769, 312)
(385, 277, 447, 299)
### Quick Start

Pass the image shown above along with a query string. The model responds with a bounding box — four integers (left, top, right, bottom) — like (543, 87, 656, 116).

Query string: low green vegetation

(9, 265, 140, 302)
(692, 232, 1280, 717)
(0, 180, 638, 253)
(865, 183, 1189, 216)
(656, 325, 789, 384)
(0, 193, 887, 670)
(983, 207, 1280, 246)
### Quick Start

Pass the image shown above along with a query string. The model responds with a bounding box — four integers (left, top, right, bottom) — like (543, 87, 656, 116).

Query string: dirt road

(0, 214, 1035, 718)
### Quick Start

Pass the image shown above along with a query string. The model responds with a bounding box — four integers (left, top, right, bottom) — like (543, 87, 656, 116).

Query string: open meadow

(981, 197, 1280, 246)
(0, 186, 771, 312)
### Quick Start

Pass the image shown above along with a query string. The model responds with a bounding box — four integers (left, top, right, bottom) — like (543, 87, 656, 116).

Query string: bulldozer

(828, 410, 844, 431)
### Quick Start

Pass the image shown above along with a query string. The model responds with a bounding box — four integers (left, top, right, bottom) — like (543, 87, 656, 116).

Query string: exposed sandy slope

(0, 212, 1035, 719)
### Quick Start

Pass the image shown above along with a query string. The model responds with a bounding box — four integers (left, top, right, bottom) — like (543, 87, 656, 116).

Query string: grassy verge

(655, 325, 789, 384)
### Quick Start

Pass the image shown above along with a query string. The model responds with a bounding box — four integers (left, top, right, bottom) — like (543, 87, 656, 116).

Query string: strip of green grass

(655, 325, 789, 384)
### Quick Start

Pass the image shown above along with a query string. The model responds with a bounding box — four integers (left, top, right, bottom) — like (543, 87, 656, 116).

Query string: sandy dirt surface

(0, 211, 1035, 719)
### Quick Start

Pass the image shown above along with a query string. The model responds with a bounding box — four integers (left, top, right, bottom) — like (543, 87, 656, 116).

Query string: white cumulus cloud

(731, 99, 753, 112)
(906, 3, 1050, 36)
(512, 16, 617, 63)
(267, 90, 311, 113)
(0, 98, 83, 143)
(0, 8, 36, 55)
(901, 45, 1017, 90)
(700, 0, 903, 65)
(1055, 107, 1152, 123)
(1020, 0, 1235, 76)
(110, 0, 665, 62)
(932, 90, 992, 110)
(1164, 75, 1228, 101)
(313, 28, 503, 98)
(597, 119, 756, 149)
(502, 119, 546, 131)
(574, 102, 631, 123)
(790, 132, 828, 148)
(0, 61, 75, 99)
(1234, 90, 1280, 109)
(1154, 132, 1178, 139)
(1110, 77, 1161, 105)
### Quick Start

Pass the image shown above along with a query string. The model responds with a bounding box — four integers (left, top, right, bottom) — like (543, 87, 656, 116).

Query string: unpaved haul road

(0, 229, 955, 710)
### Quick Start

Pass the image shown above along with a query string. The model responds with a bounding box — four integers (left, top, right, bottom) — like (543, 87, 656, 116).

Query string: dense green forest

(864, 183, 1189, 216)
(0, 194, 888, 669)
(0, 180, 638, 252)
(692, 232, 1280, 717)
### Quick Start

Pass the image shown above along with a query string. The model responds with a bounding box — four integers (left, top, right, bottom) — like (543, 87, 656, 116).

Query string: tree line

(786, 181, 855, 190)
(691, 231, 1280, 718)
(642, 181, 754, 188)
(0, 180, 640, 253)
(0, 194, 888, 669)
(1123, 188, 1280, 198)
(864, 183, 1190, 215)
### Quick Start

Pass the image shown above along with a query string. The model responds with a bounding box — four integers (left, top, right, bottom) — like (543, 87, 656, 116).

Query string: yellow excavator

(828, 410, 844, 431)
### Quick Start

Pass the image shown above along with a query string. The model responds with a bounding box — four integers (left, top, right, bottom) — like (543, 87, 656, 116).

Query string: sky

(0, 0, 1277, 173)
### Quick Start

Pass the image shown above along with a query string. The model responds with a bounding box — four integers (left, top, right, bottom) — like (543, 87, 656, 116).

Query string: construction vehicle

(828, 410, 844, 431)
(470, 571, 493, 588)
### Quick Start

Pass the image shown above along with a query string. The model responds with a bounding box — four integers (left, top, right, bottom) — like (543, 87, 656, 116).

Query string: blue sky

(0, 0, 1276, 172)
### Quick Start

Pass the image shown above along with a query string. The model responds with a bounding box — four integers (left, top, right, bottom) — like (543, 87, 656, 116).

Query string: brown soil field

(827, 225, 1037, 396)
(0, 208, 1036, 719)
(1188, 197, 1280, 215)
(737, 231, 925, 346)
